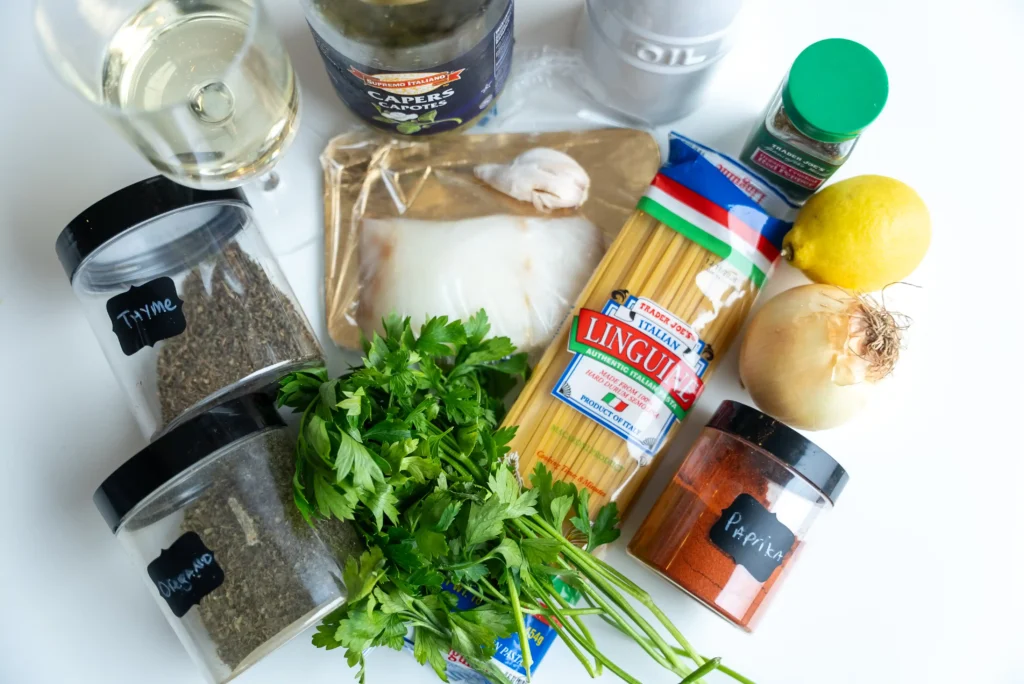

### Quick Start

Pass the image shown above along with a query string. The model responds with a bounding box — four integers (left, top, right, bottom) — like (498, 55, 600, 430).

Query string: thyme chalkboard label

(146, 532, 224, 618)
(106, 277, 186, 356)
(709, 493, 796, 582)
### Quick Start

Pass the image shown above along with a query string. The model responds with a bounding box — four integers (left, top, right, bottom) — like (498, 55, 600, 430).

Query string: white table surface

(2, 0, 1023, 682)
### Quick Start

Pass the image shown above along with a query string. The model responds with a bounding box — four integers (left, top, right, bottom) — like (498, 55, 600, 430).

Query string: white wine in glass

(37, 0, 299, 190)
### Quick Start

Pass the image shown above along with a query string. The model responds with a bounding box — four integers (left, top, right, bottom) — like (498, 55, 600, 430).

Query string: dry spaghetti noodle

(503, 135, 796, 518)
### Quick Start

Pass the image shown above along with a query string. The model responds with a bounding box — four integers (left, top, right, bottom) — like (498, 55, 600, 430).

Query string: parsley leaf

(413, 627, 451, 682)
(589, 501, 623, 551)
(277, 309, 727, 684)
(417, 316, 468, 356)
(343, 547, 387, 604)
(570, 488, 622, 552)
(464, 309, 491, 347)
(337, 430, 385, 491)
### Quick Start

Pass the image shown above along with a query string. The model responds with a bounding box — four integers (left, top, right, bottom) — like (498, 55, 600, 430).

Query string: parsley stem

(458, 582, 497, 605)
(514, 521, 684, 678)
(479, 577, 508, 604)
(535, 609, 597, 678)
(579, 557, 706, 668)
(427, 427, 486, 482)
(522, 577, 597, 679)
(592, 615, 755, 684)
(572, 570, 691, 678)
(528, 518, 704, 667)
(715, 662, 757, 684)
(519, 607, 603, 617)
(531, 577, 602, 676)
(681, 658, 721, 683)
(522, 517, 693, 673)
(439, 451, 474, 481)
(507, 574, 533, 680)
(555, 615, 644, 684)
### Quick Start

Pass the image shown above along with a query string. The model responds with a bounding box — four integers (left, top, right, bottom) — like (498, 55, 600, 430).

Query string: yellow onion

(738, 284, 906, 430)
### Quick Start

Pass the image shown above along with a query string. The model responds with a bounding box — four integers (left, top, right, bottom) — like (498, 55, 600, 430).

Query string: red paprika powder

(628, 401, 847, 631)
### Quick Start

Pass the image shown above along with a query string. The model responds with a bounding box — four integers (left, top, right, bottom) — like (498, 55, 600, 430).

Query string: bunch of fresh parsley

(278, 311, 749, 684)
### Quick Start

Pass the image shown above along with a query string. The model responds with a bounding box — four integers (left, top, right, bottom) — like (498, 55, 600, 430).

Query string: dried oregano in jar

(95, 395, 361, 684)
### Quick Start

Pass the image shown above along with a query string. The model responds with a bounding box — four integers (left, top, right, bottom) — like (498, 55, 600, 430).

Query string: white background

(2, 0, 1023, 683)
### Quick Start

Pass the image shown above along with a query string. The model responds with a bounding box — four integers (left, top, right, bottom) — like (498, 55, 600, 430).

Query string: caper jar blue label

(309, 1, 514, 135)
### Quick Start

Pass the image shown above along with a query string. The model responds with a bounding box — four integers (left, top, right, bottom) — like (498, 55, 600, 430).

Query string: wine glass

(34, 0, 299, 190)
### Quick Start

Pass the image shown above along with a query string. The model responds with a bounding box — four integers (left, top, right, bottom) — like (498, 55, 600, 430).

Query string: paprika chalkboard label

(146, 531, 224, 618)
(105, 276, 186, 356)
(709, 493, 796, 583)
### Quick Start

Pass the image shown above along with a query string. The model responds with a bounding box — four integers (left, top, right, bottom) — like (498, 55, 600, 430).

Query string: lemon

(784, 175, 930, 292)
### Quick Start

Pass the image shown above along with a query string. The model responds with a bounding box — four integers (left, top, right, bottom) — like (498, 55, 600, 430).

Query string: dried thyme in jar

(739, 39, 889, 204)
(156, 243, 323, 434)
(94, 395, 362, 684)
(57, 176, 325, 441)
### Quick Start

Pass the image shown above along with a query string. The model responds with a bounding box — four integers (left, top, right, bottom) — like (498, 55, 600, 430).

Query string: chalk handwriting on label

(105, 276, 186, 356)
(146, 532, 224, 618)
(116, 298, 178, 329)
(156, 553, 216, 597)
(708, 493, 796, 583)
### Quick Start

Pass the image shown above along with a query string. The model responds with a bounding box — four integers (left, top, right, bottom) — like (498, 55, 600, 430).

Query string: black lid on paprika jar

(93, 392, 284, 533)
(56, 175, 249, 282)
(708, 401, 849, 503)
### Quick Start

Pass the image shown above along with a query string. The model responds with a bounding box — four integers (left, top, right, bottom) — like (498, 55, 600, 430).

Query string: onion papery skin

(739, 284, 877, 431)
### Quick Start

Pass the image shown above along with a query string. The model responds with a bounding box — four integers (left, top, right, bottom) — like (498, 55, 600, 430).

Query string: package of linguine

(320, 129, 661, 353)
(501, 133, 796, 518)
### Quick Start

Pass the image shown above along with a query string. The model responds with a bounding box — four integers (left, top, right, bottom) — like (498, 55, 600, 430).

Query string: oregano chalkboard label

(709, 493, 796, 583)
(106, 277, 186, 356)
(146, 531, 224, 618)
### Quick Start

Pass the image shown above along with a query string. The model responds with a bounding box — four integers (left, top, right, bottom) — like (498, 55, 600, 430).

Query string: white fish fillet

(359, 214, 602, 351)
(475, 148, 591, 212)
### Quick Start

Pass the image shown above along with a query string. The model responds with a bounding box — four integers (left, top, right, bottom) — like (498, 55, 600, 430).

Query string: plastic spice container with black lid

(56, 176, 323, 439)
(94, 393, 357, 684)
(629, 401, 847, 631)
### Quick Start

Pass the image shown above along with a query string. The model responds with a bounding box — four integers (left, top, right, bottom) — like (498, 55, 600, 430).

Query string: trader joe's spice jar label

(309, 1, 513, 135)
(552, 295, 708, 461)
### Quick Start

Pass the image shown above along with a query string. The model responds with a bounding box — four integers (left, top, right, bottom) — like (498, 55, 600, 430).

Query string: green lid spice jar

(739, 39, 889, 203)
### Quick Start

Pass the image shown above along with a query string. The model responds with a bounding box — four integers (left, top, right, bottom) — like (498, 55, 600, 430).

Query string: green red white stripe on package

(669, 132, 799, 222)
(552, 135, 793, 460)
(638, 133, 796, 289)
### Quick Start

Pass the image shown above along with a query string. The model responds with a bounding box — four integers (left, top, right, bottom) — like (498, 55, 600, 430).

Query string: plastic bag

(320, 128, 661, 351)
(501, 133, 795, 518)
(471, 47, 655, 134)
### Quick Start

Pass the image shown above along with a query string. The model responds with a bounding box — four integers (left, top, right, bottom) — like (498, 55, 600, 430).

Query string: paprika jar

(628, 401, 847, 631)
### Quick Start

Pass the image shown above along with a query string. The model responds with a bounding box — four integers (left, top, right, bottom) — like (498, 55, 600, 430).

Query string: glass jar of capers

(303, 0, 514, 135)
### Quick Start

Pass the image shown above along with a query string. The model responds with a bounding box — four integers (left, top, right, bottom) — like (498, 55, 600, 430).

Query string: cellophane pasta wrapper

(321, 129, 662, 351)
(502, 133, 796, 519)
